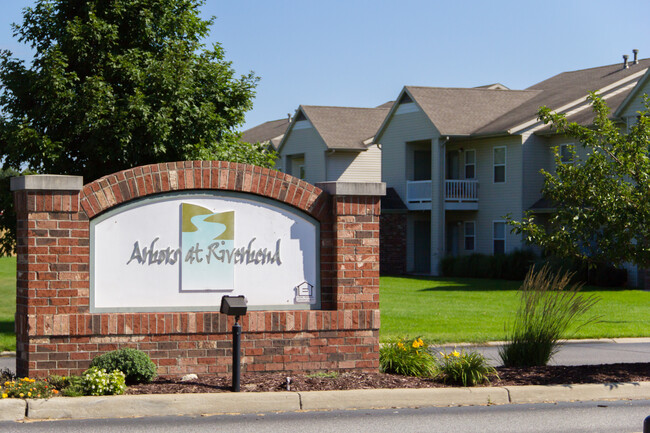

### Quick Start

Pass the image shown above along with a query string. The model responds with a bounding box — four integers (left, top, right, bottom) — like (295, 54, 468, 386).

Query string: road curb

(299, 387, 510, 411)
(0, 399, 26, 421)
(4, 381, 647, 421)
(26, 392, 301, 420)
(505, 382, 650, 404)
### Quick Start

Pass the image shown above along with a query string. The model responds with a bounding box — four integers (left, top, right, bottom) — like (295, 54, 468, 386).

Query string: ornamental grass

(499, 265, 600, 367)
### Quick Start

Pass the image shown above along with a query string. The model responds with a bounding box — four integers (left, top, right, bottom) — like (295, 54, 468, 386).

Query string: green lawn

(380, 275, 650, 343)
(0, 256, 16, 352)
(1, 257, 649, 351)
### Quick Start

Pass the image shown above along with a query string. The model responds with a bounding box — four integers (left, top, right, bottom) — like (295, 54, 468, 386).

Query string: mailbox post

(220, 295, 248, 392)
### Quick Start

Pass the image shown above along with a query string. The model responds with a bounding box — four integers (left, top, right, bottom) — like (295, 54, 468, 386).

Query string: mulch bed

(126, 363, 650, 394)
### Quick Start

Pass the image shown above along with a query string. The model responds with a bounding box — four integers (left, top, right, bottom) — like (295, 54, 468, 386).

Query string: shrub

(1, 377, 58, 399)
(380, 337, 438, 377)
(90, 348, 157, 384)
(436, 349, 497, 387)
(81, 367, 126, 396)
(499, 265, 600, 367)
(440, 250, 536, 281)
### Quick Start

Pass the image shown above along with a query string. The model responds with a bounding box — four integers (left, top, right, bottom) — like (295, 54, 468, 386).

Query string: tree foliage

(509, 93, 650, 269)
(0, 0, 275, 254)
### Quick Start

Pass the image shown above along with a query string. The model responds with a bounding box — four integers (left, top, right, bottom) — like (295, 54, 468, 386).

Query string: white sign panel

(90, 192, 319, 312)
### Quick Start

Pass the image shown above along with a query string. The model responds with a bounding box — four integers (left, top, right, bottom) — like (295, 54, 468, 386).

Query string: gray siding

(521, 132, 552, 210)
(620, 78, 650, 118)
(475, 136, 524, 254)
(326, 144, 382, 182)
(379, 108, 438, 202)
(279, 121, 326, 184)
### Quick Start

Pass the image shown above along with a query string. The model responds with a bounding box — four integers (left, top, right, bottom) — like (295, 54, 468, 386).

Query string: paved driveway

(438, 339, 650, 366)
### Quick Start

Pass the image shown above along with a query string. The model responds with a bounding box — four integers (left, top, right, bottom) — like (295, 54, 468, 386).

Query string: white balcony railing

(406, 180, 432, 204)
(445, 179, 478, 202)
(406, 180, 479, 210)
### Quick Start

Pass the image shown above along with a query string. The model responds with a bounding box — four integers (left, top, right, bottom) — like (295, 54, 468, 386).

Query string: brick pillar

(317, 182, 384, 311)
(11, 175, 85, 377)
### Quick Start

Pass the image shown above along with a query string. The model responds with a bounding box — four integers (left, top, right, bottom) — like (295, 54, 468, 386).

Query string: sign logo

(181, 203, 235, 291)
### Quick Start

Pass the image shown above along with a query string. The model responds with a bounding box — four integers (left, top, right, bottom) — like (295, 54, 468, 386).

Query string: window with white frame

(493, 221, 506, 254)
(464, 221, 475, 251)
(464, 149, 476, 179)
(493, 146, 506, 183)
(559, 143, 574, 164)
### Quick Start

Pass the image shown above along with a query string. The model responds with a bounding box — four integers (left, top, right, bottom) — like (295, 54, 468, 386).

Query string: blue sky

(2, 1, 650, 130)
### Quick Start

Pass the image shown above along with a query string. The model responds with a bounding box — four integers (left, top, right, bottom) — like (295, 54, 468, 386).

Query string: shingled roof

(475, 58, 650, 135)
(404, 86, 540, 136)
(242, 118, 290, 150)
(298, 105, 391, 150)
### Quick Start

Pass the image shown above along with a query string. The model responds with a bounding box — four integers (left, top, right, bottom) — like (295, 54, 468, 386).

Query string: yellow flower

(451, 350, 460, 357)
(27, 392, 32, 397)
(417, 338, 424, 346)
(1, 393, 7, 398)
(19, 393, 24, 398)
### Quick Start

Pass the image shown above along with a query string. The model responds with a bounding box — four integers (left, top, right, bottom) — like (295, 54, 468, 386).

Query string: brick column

(11, 175, 85, 377)
(317, 182, 385, 311)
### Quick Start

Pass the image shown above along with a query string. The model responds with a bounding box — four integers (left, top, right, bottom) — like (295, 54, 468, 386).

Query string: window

(493, 221, 506, 254)
(290, 156, 305, 179)
(464, 221, 475, 251)
(493, 146, 506, 183)
(559, 143, 574, 164)
(464, 150, 476, 179)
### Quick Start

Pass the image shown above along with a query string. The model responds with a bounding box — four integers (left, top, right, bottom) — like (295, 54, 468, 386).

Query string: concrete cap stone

(316, 181, 386, 196)
(10, 175, 83, 192)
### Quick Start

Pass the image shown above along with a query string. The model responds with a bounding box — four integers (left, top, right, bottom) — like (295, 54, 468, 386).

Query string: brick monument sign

(12, 161, 384, 378)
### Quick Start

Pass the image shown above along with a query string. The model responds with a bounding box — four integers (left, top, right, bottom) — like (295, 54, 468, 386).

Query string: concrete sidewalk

(1, 382, 650, 422)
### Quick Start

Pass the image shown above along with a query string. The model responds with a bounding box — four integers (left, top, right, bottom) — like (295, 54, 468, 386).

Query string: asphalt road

(1, 400, 649, 432)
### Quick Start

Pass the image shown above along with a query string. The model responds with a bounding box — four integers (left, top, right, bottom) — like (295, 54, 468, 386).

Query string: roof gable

(242, 118, 290, 150)
(614, 67, 650, 118)
(299, 105, 391, 150)
(405, 86, 540, 135)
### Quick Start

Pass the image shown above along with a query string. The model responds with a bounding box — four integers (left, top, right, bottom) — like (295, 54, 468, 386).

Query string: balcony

(406, 180, 479, 211)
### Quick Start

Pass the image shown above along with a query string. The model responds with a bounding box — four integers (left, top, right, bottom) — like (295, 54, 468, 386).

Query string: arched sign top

(79, 160, 330, 221)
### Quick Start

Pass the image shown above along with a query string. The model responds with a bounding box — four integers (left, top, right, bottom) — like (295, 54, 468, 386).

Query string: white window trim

(559, 143, 574, 164)
(464, 149, 476, 179)
(493, 220, 506, 254)
(493, 146, 506, 183)
(464, 221, 476, 251)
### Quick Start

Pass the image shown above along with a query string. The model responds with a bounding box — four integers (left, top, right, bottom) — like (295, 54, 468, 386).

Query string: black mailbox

(220, 295, 247, 316)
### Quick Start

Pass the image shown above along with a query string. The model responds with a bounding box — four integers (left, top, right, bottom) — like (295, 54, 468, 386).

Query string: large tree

(510, 93, 650, 269)
(0, 0, 275, 254)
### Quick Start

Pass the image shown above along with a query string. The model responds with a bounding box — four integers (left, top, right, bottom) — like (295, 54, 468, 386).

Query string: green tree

(0, 0, 275, 254)
(509, 93, 650, 269)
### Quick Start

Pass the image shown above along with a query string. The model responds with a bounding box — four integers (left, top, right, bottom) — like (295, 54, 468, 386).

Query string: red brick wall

(380, 213, 406, 275)
(13, 161, 380, 377)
